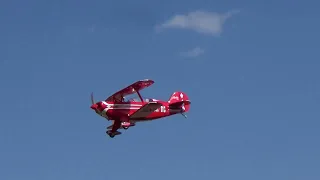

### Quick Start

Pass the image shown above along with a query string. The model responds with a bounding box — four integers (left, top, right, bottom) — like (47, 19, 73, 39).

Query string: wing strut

(136, 89, 144, 102)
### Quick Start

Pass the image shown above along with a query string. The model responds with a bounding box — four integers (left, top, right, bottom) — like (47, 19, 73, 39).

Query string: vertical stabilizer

(168, 91, 191, 112)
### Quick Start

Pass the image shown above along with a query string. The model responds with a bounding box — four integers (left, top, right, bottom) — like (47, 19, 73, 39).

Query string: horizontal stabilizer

(169, 100, 191, 108)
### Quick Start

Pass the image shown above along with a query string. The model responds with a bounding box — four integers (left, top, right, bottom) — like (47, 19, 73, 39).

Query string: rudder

(168, 91, 191, 112)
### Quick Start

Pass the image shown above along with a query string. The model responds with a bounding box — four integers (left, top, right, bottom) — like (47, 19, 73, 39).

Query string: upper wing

(129, 101, 162, 119)
(105, 79, 154, 102)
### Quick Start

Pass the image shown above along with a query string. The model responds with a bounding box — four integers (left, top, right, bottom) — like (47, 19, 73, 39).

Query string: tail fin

(168, 91, 191, 112)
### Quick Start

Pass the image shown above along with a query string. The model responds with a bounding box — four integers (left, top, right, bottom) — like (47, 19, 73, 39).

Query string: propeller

(90, 92, 98, 112)
(91, 92, 95, 105)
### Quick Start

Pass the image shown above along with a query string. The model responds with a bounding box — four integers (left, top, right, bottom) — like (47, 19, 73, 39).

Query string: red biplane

(90, 79, 191, 138)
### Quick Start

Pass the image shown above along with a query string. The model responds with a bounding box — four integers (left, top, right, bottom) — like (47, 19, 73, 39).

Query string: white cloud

(180, 47, 205, 58)
(156, 10, 239, 36)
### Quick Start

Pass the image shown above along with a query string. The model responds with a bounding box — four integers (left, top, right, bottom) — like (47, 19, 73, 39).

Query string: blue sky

(1, 0, 320, 179)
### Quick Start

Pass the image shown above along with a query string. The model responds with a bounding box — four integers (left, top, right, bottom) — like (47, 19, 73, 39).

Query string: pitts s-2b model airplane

(90, 79, 191, 138)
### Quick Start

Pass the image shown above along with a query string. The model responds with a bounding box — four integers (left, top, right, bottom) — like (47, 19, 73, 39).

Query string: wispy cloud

(180, 47, 205, 58)
(156, 10, 239, 36)
(88, 24, 96, 33)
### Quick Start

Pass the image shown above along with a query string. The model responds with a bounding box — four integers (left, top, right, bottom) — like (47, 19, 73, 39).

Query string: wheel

(123, 126, 128, 130)
(106, 131, 115, 138)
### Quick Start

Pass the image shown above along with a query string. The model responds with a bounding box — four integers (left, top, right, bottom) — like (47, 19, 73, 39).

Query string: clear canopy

(124, 94, 154, 102)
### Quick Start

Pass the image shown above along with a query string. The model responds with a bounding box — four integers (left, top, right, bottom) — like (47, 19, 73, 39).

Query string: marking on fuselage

(101, 101, 142, 107)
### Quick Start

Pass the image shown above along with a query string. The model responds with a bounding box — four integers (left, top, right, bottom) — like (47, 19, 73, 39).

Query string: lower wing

(107, 102, 162, 130)
(129, 101, 162, 119)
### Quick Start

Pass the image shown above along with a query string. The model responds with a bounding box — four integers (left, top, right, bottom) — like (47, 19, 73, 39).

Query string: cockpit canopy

(123, 93, 158, 103)
(126, 97, 156, 102)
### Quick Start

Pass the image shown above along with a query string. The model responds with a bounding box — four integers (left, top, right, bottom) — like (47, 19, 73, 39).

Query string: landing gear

(106, 130, 121, 138)
(181, 113, 187, 118)
(106, 130, 114, 138)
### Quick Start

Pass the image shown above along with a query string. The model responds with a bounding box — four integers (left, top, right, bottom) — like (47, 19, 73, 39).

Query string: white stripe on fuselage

(100, 101, 144, 110)
(101, 101, 143, 107)
(99, 107, 141, 119)
(105, 107, 141, 109)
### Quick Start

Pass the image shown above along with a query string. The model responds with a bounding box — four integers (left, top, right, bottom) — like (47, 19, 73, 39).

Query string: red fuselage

(91, 100, 182, 122)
